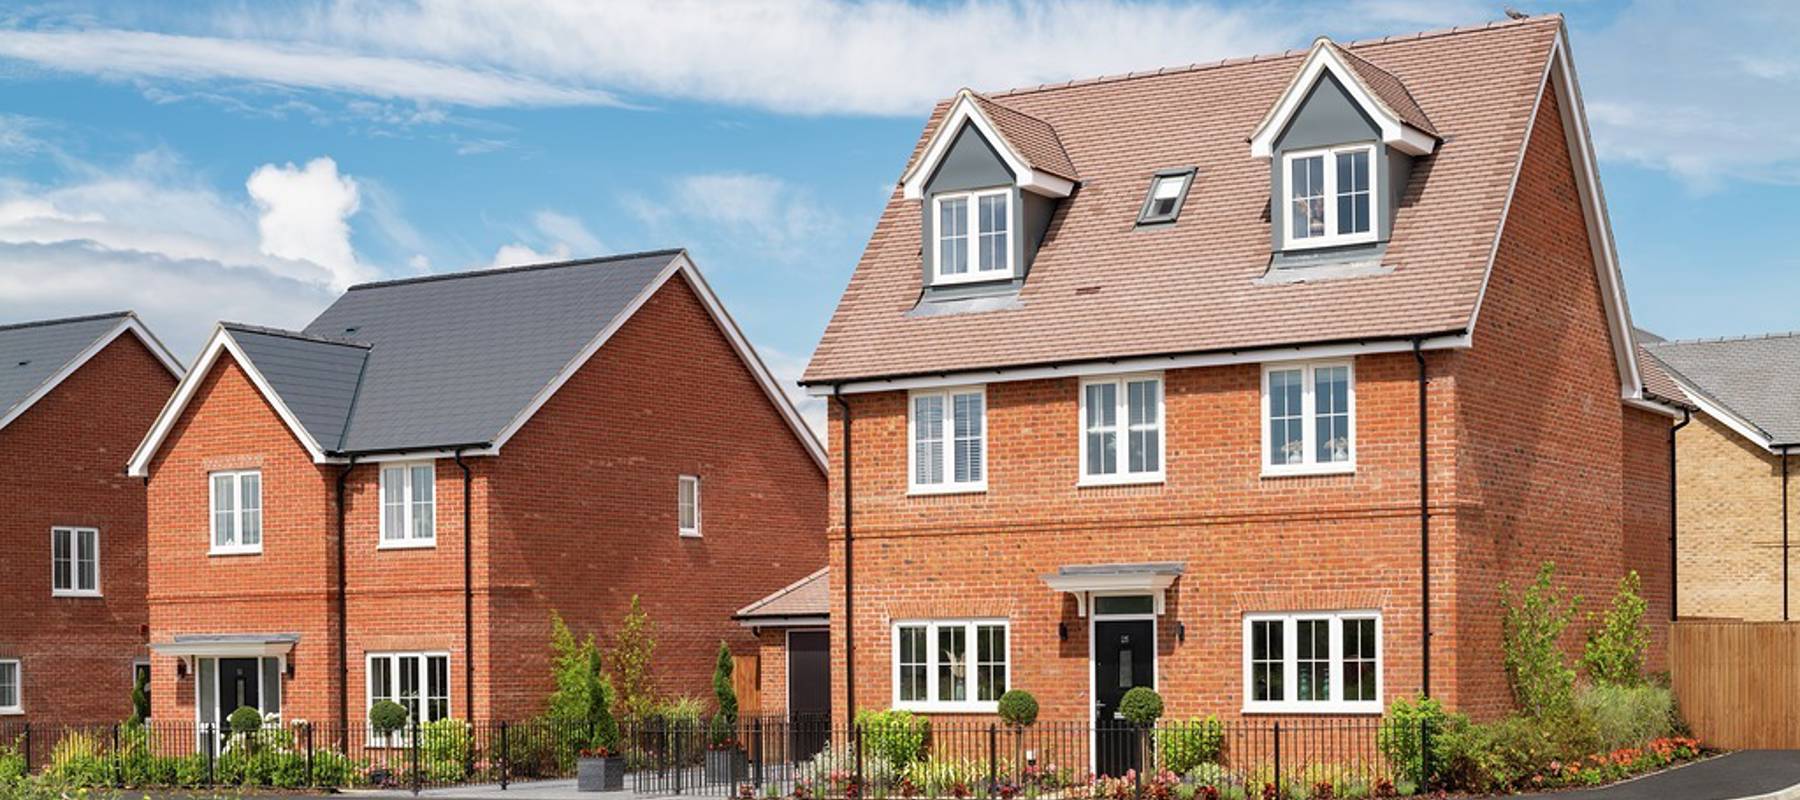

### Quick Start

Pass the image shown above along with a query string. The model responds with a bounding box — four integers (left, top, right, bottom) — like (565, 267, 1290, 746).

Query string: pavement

(1527, 751, 1800, 800)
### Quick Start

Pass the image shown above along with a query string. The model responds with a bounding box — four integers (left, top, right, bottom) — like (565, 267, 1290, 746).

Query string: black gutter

(832, 388, 855, 721)
(334, 455, 357, 740)
(456, 450, 475, 721)
(1669, 410, 1690, 622)
(1786, 448, 1792, 622)
(1413, 338, 1431, 699)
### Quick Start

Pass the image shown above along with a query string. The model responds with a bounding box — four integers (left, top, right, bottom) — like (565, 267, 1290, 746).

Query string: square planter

(705, 748, 747, 784)
(577, 756, 625, 792)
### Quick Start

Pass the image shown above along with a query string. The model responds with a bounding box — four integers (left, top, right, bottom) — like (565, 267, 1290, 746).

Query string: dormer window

(1283, 144, 1375, 249)
(934, 188, 1012, 284)
(1137, 169, 1195, 226)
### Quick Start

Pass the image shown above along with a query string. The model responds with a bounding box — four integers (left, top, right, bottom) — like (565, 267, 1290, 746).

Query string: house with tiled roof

(800, 14, 1680, 768)
(1641, 332, 1800, 622)
(125, 250, 827, 732)
(0, 312, 182, 721)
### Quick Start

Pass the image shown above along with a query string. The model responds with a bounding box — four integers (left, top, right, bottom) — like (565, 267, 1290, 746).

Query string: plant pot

(705, 748, 747, 784)
(578, 756, 625, 792)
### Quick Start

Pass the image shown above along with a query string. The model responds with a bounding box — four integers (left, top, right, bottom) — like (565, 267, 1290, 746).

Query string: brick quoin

(146, 276, 826, 726)
(824, 82, 1669, 725)
(0, 335, 177, 722)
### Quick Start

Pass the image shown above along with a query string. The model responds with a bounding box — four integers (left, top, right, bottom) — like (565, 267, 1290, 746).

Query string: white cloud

(629, 172, 835, 261)
(490, 241, 570, 267)
(246, 157, 368, 288)
(488, 208, 604, 267)
(531, 210, 603, 255)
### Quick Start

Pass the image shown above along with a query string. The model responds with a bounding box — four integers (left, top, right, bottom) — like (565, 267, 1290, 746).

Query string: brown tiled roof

(967, 92, 1080, 181)
(1328, 42, 1439, 136)
(1636, 345, 1691, 409)
(804, 16, 1563, 385)
(734, 568, 828, 620)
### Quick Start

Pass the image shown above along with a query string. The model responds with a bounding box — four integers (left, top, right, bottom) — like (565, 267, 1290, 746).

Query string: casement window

(909, 386, 986, 494)
(1080, 374, 1164, 485)
(1282, 144, 1376, 249)
(379, 462, 436, 548)
(209, 470, 263, 555)
(892, 619, 1008, 712)
(0, 659, 19, 714)
(367, 652, 450, 737)
(1137, 169, 1195, 226)
(1262, 362, 1354, 475)
(933, 189, 1011, 284)
(51, 526, 100, 596)
(678, 475, 702, 537)
(1243, 611, 1381, 713)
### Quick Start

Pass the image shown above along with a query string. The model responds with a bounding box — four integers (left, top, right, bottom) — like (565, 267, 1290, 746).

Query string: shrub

(421, 718, 472, 783)
(227, 704, 264, 735)
(0, 737, 25, 782)
(902, 756, 986, 797)
(1378, 696, 1449, 788)
(855, 709, 929, 769)
(309, 749, 356, 788)
(1183, 762, 1241, 791)
(130, 669, 151, 725)
(1577, 683, 1676, 751)
(1157, 716, 1224, 774)
(546, 611, 620, 753)
(613, 594, 658, 720)
(370, 699, 409, 737)
(655, 695, 706, 726)
(1119, 687, 1164, 726)
(1502, 563, 1580, 720)
(46, 730, 108, 786)
(1582, 571, 1649, 687)
(712, 641, 739, 747)
(995, 690, 1038, 729)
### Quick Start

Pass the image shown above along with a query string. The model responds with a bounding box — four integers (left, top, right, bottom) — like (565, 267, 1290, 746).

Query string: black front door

(217, 658, 261, 726)
(787, 630, 831, 760)
(1094, 619, 1154, 777)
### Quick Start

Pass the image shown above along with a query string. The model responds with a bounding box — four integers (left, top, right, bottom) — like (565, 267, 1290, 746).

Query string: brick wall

(0, 334, 175, 721)
(1674, 412, 1796, 621)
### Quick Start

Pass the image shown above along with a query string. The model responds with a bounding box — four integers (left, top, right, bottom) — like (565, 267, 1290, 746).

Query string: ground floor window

(1242, 611, 1380, 713)
(0, 659, 20, 714)
(367, 652, 450, 733)
(891, 619, 1007, 712)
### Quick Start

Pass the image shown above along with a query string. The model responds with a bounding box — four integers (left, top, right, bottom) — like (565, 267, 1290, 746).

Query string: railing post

(854, 721, 865, 796)
(205, 723, 216, 787)
(988, 723, 998, 796)
(20, 723, 29, 775)
(499, 721, 510, 790)
(411, 719, 422, 795)
(1272, 721, 1281, 800)
(111, 723, 121, 787)
(673, 718, 683, 796)
(753, 717, 764, 790)
(304, 722, 315, 787)
(1419, 715, 1432, 791)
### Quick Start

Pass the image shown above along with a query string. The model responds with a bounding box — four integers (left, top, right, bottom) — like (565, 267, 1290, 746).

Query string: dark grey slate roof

(0, 312, 134, 422)
(1645, 333, 1800, 446)
(223, 324, 370, 452)
(231, 249, 684, 454)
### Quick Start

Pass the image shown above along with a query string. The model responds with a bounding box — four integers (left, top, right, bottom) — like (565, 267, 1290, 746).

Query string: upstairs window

(380, 463, 436, 548)
(209, 470, 262, 555)
(1137, 169, 1195, 225)
(1283, 144, 1376, 249)
(51, 526, 100, 596)
(1262, 362, 1354, 475)
(933, 189, 1011, 284)
(1080, 374, 1164, 485)
(678, 475, 702, 537)
(910, 386, 986, 494)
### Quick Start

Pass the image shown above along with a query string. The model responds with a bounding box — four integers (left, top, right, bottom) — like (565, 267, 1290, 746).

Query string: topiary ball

(369, 699, 409, 735)
(997, 690, 1039, 728)
(1118, 687, 1164, 727)
(227, 705, 263, 734)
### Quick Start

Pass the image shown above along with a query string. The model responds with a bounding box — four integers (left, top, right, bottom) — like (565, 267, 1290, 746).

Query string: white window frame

(907, 385, 988, 495)
(1078, 373, 1166, 486)
(931, 188, 1013, 285)
(1241, 611, 1382, 714)
(378, 462, 437, 549)
(1280, 144, 1379, 250)
(1260, 361, 1356, 477)
(890, 618, 1009, 713)
(678, 475, 702, 538)
(208, 470, 263, 556)
(365, 651, 451, 744)
(0, 659, 20, 715)
(50, 526, 101, 597)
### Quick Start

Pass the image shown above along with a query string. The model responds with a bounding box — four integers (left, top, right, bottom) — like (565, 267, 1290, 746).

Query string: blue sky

(0, 0, 1794, 432)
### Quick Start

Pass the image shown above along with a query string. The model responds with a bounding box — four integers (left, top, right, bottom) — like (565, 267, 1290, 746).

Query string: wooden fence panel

(733, 653, 761, 717)
(1671, 620, 1800, 749)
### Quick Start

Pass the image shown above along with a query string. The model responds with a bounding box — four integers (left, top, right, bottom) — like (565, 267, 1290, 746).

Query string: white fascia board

(1248, 41, 1436, 160)
(1671, 375, 1780, 453)
(806, 332, 1471, 396)
(735, 615, 829, 629)
(487, 253, 828, 472)
(1466, 28, 1643, 409)
(0, 316, 184, 435)
(1623, 396, 1686, 419)
(127, 326, 334, 477)
(900, 91, 1073, 201)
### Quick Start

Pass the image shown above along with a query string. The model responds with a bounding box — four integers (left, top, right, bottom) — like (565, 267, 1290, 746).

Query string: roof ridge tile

(0, 310, 132, 332)
(346, 247, 684, 292)
(221, 321, 372, 349)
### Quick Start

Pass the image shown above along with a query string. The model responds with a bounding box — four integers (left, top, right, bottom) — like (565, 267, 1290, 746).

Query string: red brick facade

(0, 334, 177, 721)
(822, 83, 1670, 725)
(145, 276, 826, 726)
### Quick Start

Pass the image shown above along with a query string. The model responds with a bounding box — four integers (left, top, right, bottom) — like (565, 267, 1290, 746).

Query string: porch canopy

(1040, 562, 1183, 616)
(150, 633, 299, 666)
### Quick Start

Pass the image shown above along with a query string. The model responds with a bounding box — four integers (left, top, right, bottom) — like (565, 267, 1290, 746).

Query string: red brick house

(126, 250, 827, 732)
(799, 13, 1680, 757)
(0, 312, 183, 721)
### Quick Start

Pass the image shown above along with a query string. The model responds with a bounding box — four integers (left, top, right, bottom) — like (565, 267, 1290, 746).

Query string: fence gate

(1671, 620, 1800, 749)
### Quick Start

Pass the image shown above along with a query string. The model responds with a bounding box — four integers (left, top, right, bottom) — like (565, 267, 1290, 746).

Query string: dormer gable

(1250, 39, 1438, 160)
(901, 89, 1077, 201)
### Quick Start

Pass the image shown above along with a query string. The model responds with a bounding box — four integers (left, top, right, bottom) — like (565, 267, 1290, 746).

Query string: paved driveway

(1527, 751, 1800, 800)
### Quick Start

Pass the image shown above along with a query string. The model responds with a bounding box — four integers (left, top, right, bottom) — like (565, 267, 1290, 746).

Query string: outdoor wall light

(1177, 622, 1186, 643)
(176, 659, 188, 679)
(1058, 622, 1068, 641)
